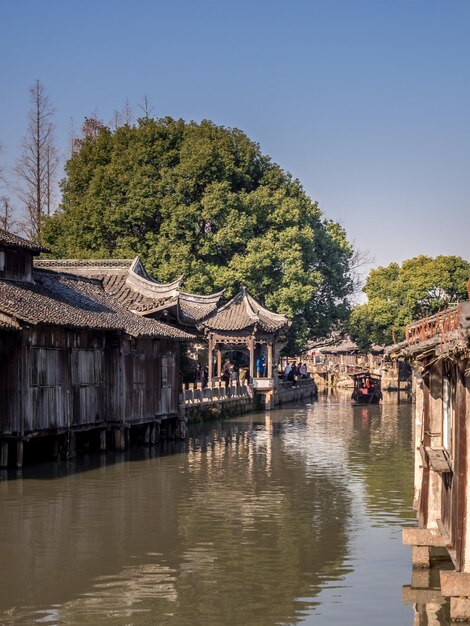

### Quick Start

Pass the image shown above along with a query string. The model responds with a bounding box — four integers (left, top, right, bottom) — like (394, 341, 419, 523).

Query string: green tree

(43, 117, 354, 352)
(349, 255, 470, 351)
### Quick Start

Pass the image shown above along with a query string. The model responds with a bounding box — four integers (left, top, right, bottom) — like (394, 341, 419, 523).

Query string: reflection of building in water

(389, 292, 470, 623)
(175, 415, 354, 624)
(402, 565, 451, 626)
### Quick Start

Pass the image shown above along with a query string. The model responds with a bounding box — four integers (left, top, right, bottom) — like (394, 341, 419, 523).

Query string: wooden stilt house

(388, 289, 470, 621)
(0, 230, 193, 467)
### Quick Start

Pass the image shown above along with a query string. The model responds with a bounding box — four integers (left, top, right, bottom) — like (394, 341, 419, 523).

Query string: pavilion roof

(199, 286, 290, 333)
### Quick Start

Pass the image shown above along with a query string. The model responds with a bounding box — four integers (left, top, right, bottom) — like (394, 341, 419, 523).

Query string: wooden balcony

(405, 305, 462, 345)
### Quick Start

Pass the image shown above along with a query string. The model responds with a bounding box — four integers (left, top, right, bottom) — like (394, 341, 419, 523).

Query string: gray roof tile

(0, 269, 194, 339)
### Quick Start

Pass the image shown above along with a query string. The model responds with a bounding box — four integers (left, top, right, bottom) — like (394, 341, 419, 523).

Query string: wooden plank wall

(0, 328, 180, 436)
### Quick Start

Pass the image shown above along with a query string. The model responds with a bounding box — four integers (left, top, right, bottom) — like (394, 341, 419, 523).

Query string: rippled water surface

(0, 392, 444, 625)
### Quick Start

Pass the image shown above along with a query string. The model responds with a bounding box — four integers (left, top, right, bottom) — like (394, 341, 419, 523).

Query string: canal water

(0, 392, 449, 625)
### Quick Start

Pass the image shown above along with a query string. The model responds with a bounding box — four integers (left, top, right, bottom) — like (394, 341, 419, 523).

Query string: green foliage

(43, 117, 355, 353)
(348, 255, 470, 351)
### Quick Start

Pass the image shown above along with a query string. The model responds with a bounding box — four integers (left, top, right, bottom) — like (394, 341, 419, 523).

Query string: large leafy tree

(349, 255, 470, 351)
(43, 117, 354, 352)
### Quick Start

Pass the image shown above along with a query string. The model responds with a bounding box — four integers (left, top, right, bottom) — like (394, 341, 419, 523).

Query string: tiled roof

(35, 257, 223, 325)
(0, 269, 194, 339)
(0, 228, 49, 253)
(178, 292, 222, 324)
(200, 287, 290, 333)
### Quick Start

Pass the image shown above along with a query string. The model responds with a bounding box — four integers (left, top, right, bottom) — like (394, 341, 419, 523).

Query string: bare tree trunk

(138, 95, 154, 120)
(15, 80, 58, 241)
(0, 196, 16, 232)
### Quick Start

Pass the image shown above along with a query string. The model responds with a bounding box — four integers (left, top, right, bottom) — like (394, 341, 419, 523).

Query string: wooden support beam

(0, 441, 8, 467)
(114, 427, 124, 451)
(144, 424, 151, 445)
(267, 343, 273, 378)
(16, 440, 24, 468)
(100, 429, 107, 452)
(52, 436, 59, 459)
(249, 336, 255, 381)
(217, 348, 222, 378)
(68, 432, 76, 459)
(208, 334, 214, 387)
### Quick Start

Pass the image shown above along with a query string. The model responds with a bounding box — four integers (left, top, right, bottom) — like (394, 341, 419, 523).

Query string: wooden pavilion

(198, 286, 290, 406)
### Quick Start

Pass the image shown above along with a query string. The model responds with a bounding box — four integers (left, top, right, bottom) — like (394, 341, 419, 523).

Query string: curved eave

(179, 289, 225, 305)
(126, 266, 183, 300)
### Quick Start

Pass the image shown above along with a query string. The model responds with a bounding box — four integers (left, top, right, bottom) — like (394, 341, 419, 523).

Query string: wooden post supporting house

(217, 348, 222, 378)
(100, 429, 107, 452)
(249, 335, 255, 381)
(389, 297, 470, 621)
(207, 333, 214, 386)
(0, 441, 8, 468)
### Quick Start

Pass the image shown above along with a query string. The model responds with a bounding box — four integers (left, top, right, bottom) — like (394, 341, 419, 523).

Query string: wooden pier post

(154, 420, 161, 444)
(100, 429, 107, 452)
(68, 432, 76, 459)
(144, 424, 151, 445)
(52, 436, 60, 459)
(0, 441, 8, 467)
(114, 427, 122, 451)
(16, 440, 24, 468)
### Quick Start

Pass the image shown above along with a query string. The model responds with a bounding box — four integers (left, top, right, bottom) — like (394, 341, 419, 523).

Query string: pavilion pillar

(208, 333, 214, 386)
(217, 347, 222, 378)
(267, 342, 273, 378)
(249, 336, 255, 381)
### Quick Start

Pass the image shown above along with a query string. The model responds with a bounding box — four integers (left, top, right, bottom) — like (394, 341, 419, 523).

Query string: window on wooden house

(161, 355, 174, 387)
(71, 349, 103, 386)
(133, 352, 146, 385)
(30, 348, 62, 387)
(5, 250, 26, 274)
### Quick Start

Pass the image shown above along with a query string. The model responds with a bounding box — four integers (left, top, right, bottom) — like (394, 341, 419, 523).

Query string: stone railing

(180, 381, 250, 406)
(277, 377, 317, 390)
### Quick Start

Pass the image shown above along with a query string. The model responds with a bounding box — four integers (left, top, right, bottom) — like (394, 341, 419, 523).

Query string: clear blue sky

(1, 0, 469, 272)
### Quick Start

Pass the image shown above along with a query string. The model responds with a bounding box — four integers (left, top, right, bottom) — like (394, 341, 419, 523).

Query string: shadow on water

(0, 392, 452, 625)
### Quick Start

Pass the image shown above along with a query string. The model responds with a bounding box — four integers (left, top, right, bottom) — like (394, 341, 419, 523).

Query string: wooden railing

(405, 305, 461, 345)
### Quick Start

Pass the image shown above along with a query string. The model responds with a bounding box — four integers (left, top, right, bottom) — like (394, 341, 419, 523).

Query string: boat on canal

(351, 371, 382, 404)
